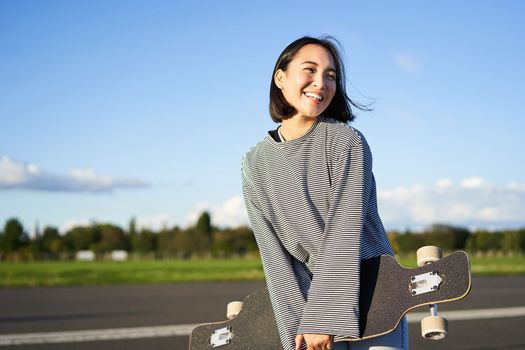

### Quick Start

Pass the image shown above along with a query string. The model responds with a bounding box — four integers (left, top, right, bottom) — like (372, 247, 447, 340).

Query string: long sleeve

(297, 137, 371, 338)
(240, 118, 393, 346)
(241, 158, 311, 350)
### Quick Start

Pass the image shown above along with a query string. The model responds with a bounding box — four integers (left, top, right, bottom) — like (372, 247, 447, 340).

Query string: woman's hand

(295, 333, 333, 350)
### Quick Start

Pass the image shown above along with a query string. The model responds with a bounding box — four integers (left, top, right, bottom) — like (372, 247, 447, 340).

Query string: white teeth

(305, 92, 323, 101)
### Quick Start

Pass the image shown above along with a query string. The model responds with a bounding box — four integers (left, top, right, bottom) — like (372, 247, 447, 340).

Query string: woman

(241, 36, 408, 350)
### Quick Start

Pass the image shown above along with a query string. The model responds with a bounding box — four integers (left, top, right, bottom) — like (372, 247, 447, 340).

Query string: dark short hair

(269, 36, 370, 123)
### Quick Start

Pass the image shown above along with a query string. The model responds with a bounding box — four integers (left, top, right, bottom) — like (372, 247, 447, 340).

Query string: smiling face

(274, 44, 337, 120)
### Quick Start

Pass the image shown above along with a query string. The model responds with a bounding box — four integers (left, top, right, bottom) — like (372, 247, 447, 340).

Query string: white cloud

(59, 219, 92, 234)
(508, 182, 525, 191)
(378, 177, 525, 230)
(183, 201, 212, 228)
(58, 196, 248, 233)
(57, 215, 176, 234)
(0, 156, 147, 193)
(435, 178, 453, 189)
(193, 178, 524, 231)
(184, 195, 249, 229)
(56, 176, 525, 234)
(135, 214, 176, 231)
(213, 195, 249, 228)
(461, 176, 486, 189)
(393, 52, 421, 73)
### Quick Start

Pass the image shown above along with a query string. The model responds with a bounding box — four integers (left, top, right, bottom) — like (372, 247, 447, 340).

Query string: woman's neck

(279, 115, 317, 141)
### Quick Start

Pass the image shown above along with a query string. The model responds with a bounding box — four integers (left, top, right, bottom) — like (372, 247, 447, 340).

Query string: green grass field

(0, 258, 264, 288)
(398, 255, 525, 275)
(1, 255, 523, 288)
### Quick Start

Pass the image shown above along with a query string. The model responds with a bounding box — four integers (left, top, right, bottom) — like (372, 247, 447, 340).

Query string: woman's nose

(312, 75, 326, 89)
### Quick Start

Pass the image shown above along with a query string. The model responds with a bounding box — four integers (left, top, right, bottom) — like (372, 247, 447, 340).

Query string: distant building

(111, 250, 128, 261)
(76, 250, 95, 261)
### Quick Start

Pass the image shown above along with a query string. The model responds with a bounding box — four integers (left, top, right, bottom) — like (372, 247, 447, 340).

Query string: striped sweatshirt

(241, 116, 394, 349)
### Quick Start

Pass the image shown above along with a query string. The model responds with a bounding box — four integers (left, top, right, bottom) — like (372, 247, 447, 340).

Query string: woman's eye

(304, 67, 315, 73)
(327, 74, 336, 81)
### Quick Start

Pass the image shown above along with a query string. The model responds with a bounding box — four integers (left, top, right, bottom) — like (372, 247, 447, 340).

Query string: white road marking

(406, 306, 525, 322)
(0, 324, 199, 346)
(1, 306, 524, 346)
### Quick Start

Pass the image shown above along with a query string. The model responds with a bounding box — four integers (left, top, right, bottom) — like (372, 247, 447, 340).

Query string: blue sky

(1, 0, 524, 234)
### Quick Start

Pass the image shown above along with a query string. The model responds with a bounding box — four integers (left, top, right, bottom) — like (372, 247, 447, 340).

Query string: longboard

(189, 250, 471, 349)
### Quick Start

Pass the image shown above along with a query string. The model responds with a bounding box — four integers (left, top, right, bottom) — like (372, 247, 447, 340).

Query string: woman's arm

(242, 159, 310, 350)
(298, 134, 373, 338)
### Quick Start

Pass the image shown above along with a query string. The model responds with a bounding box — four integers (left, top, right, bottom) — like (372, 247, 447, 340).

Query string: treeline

(1, 215, 524, 261)
(0, 212, 258, 261)
(388, 223, 525, 255)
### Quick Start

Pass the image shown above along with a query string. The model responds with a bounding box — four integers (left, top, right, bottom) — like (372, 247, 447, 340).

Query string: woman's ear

(274, 69, 285, 90)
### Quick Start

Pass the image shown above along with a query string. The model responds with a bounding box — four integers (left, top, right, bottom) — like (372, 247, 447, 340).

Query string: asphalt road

(1, 276, 524, 350)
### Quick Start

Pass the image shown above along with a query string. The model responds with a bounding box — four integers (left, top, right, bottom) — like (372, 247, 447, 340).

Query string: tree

(179, 211, 215, 256)
(500, 229, 525, 254)
(423, 224, 470, 250)
(32, 221, 42, 253)
(196, 212, 212, 235)
(128, 217, 137, 236)
(92, 224, 128, 253)
(519, 229, 525, 252)
(391, 229, 425, 254)
(172, 228, 195, 258)
(158, 227, 181, 254)
(63, 225, 101, 251)
(386, 230, 401, 255)
(1, 218, 29, 253)
(466, 230, 502, 252)
(41, 226, 62, 257)
(212, 226, 257, 257)
(41, 227, 61, 251)
(132, 229, 157, 253)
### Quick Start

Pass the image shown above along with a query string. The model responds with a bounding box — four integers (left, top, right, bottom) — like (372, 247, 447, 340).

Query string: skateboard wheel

(421, 315, 448, 340)
(417, 246, 443, 267)
(226, 301, 243, 320)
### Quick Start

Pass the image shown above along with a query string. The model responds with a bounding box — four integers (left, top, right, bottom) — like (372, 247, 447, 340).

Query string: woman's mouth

(304, 92, 323, 103)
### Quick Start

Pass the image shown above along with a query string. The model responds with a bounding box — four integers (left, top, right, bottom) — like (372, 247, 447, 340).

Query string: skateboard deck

(189, 251, 471, 349)
(189, 288, 281, 350)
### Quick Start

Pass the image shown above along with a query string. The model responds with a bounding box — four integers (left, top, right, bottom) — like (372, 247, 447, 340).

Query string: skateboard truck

(416, 246, 449, 340)
(210, 326, 233, 348)
(208, 301, 243, 348)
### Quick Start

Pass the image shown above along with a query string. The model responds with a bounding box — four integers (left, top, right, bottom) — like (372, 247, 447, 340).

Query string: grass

(0, 258, 265, 288)
(467, 255, 525, 275)
(1, 254, 523, 288)
(398, 254, 525, 275)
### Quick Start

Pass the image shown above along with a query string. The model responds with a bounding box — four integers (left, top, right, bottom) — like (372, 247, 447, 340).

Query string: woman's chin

(299, 108, 326, 119)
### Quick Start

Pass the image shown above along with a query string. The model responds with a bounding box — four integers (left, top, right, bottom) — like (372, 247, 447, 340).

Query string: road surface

(1, 276, 524, 349)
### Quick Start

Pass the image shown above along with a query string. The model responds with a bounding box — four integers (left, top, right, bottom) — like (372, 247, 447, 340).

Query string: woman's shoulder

(320, 116, 367, 148)
(241, 137, 270, 170)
